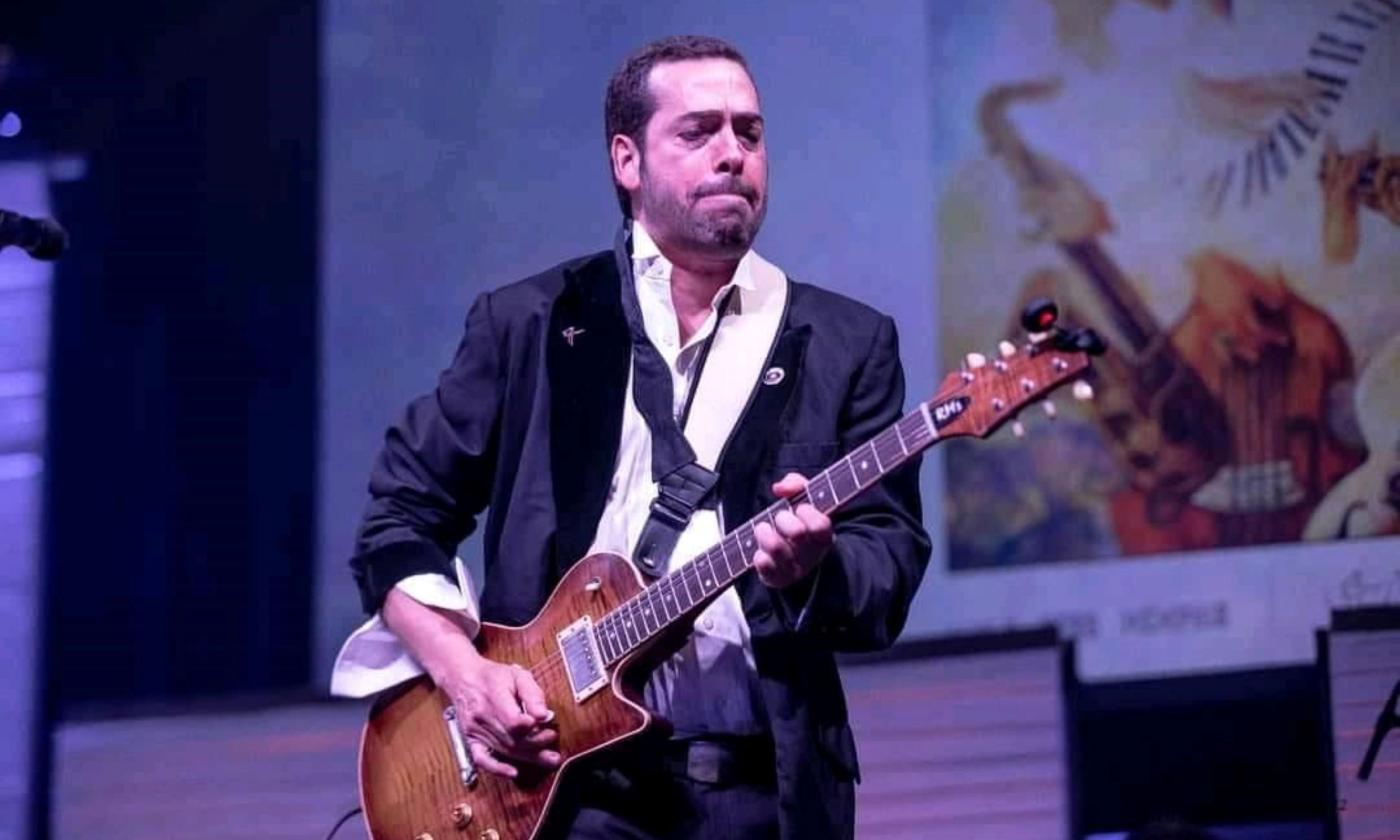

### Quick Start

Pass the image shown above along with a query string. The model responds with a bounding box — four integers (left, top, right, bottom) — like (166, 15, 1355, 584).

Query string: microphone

(0, 208, 69, 261)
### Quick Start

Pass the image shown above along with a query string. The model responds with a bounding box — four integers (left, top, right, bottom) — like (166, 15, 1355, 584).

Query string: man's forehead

(647, 58, 760, 115)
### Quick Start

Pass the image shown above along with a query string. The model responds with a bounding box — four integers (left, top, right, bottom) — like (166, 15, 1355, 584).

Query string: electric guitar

(357, 302, 1104, 840)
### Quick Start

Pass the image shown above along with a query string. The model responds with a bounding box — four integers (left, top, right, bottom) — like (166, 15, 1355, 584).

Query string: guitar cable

(322, 806, 362, 840)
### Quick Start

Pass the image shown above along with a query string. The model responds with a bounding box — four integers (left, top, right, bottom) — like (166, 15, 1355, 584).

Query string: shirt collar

(630, 220, 757, 293)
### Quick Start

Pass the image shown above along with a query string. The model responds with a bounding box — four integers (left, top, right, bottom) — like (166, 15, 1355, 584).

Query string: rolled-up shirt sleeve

(329, 558, 481, 698)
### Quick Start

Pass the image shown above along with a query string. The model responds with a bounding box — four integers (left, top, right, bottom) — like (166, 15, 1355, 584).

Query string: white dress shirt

(331, 223, 788, 735)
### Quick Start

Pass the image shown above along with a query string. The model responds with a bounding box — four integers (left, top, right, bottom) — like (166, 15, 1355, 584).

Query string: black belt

(660, 735, 776, 788)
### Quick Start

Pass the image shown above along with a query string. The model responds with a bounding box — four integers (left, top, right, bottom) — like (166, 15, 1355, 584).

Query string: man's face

(626, 58, 768, 260)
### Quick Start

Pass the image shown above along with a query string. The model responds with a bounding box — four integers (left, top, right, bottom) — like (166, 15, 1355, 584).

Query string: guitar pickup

(558, 616, 608, 702)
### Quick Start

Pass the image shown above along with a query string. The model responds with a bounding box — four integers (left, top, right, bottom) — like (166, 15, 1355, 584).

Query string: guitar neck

(1058, 239, 1159, 354)
(594, 404, 939, 665)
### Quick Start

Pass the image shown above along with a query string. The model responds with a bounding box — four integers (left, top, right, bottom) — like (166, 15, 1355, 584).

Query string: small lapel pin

(762, 366, 785, 386)
(562, 326, 586, 347)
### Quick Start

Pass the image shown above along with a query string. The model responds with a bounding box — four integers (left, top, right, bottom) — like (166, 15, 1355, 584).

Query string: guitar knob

(1042, 400, 1058, 419)
(1011, 420, 1026, 438)
(964, 352, 987, 369)
(480, 830, 501, 840)
(414, 834, 434, 840)
(998, 340, 1017, 358)
(1020, 297, 1059, 333)
(452, 804, 474, 828)
(1072, 380, 1095, 401)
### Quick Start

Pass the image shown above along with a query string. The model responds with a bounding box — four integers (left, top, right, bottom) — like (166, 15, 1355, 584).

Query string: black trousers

(542, 738, 780, 840)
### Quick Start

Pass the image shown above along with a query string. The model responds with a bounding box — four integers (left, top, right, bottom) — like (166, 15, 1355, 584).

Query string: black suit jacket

(350, 249, 930, 839)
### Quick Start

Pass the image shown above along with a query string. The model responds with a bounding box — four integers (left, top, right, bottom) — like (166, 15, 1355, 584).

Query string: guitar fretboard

(592, 406, 937, 665)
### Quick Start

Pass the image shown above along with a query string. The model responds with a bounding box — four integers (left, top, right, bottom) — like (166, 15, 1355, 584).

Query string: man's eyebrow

(673, 110, 765, 125)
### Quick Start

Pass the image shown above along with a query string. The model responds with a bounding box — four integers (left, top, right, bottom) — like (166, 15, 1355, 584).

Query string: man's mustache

(693, 179, 759, 204)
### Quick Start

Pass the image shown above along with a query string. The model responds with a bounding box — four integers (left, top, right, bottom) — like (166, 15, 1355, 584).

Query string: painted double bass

(979, 79, 1363, 552)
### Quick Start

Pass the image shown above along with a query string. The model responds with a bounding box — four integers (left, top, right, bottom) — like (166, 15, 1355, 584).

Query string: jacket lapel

(547, 253, 631, 574)
(719, 319, 812, 621)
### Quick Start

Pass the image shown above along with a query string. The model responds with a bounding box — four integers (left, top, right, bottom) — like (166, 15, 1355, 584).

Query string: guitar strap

(612, 224, 737, 579)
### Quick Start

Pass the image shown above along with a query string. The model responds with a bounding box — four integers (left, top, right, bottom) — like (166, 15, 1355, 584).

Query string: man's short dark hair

(604, 35, 752, 218)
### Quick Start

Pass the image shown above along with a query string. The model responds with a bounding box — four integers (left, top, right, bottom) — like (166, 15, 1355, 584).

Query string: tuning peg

(1071, 328, 1107, 355)
(965, 352, 987, 369)
(1011, 419, 1025, 438)
(1042, 400, 1057, 419)
(1021, 297, 1059, 333)
(998, 340, 1017, 359)
(1072, 380, 1094, 401)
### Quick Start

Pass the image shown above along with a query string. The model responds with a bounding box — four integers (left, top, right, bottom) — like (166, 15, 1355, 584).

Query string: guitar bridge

(557, 616, 608, 702)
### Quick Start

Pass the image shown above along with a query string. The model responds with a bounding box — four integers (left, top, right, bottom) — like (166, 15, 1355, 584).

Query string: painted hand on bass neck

(753, 472, 833, 589)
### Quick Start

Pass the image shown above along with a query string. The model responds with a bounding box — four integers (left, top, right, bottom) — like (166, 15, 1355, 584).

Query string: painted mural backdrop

(935, 0, 1400, 570)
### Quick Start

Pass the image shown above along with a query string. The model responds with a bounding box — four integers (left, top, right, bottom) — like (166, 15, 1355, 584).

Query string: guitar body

(358, 552, 658, 840)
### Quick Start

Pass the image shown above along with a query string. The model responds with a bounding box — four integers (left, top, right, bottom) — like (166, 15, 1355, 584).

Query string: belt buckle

(685, 742, 725, 785)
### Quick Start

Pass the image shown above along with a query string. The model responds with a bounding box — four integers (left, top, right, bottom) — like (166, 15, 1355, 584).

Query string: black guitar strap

(612, 225, 737, 579)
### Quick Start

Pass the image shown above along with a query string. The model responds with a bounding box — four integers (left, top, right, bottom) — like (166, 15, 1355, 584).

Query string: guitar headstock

(923, 298, 1105, 440)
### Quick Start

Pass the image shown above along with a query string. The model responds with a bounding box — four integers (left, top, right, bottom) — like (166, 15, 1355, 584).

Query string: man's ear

(611, 134, 641, 194)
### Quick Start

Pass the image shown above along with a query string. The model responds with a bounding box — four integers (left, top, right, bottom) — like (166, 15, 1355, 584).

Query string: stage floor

(54, 700, 372, 840)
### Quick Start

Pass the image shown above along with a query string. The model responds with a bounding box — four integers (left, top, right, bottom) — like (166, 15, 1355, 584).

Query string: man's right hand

(381, 588, 560, 779)
(438, 656, 560, 779)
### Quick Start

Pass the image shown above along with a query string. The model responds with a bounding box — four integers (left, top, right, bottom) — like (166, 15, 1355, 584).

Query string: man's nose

(714, 124, 745, 174)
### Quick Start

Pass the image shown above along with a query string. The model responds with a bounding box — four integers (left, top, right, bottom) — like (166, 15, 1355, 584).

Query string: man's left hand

(753, 472, 833, 589)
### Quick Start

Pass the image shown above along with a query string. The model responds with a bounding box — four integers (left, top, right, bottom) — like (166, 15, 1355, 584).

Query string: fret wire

(697, 555, 715, 592)
(884, 427, 903, 460)
(901, 412, 927, 449)
(717, 535, 739, 575)
(642, 591, 659, 637)
(713, 546, 736, 586)
(892, 415, 909, 455)
(809, 471, 837, 513)
(602, 617, 620, 661)
(706, 552, 724, 589)
(653, 583, 671, 624)
(673, 568, 694, 609)
(678, 562, 700, 604)
(869, 437, 884, 472)
(833, 455, 859, 501)
(595, 616, 613, 661)
(610, 616, 626, 658)
(649, 585, 667, 628)
(898, 414, 918, 448)
(611, 615, 627, 657)
(626, 598, 646, 641)
(715, 538, 738, 579)
(657, 581, 675, 623)
(824, 464, 846, 505)
(619, 603, 638, 647)
(684, 558, 702, 596)
(875, 429, 901, 468)
(853, 442, 877, 484)
(726, 533, 749, 571)
(632, 596, 650, 641)
(737, 524, 758, 567)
